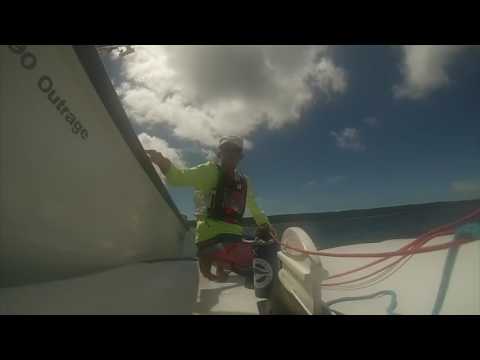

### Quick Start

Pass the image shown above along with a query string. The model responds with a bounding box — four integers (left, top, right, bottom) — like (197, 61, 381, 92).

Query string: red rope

(322, 256, 403, 287)
(323, 256, 412, 291)
(272, 208, 480, 288)
(320, 208, 480, 283)
(321, 230, 456, 286)
(324, 229, 445, 282)
(281, 236, 471, 258)
(275, 208, 480, 258)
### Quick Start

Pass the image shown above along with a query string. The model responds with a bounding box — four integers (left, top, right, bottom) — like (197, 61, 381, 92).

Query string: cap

(218, 136, 244, 151)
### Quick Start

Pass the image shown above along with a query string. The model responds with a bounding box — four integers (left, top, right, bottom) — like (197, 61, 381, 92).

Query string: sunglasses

(220, 147, 243, 159)
(220, 145, 242, 154)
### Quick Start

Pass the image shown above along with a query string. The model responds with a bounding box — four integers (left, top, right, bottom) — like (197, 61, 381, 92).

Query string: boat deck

(317, 235, 479, 315)
(0, 260, 199, 315)
(1, 235, 478, 315)
(0, 259, 260, 315)
(194, 272, 259, 315)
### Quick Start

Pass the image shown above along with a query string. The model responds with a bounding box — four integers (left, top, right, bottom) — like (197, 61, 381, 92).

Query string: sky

(100, 45, 480, 219)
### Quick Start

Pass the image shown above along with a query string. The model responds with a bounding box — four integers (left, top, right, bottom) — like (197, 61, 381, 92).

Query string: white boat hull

(1, 45, 188, 287)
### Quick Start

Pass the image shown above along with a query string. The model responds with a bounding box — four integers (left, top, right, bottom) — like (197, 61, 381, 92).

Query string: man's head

(217, 136, 244, 171)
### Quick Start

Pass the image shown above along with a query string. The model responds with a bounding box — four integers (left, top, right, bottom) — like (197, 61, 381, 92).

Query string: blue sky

(101, 45, 480, 219)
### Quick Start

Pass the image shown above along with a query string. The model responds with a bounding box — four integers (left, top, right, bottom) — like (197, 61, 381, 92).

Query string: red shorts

(213, 241, 254, 270)
(198, 239, 254, 274)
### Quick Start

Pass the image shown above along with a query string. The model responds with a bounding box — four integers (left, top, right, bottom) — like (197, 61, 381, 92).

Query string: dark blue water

(235, 199, 479, 249)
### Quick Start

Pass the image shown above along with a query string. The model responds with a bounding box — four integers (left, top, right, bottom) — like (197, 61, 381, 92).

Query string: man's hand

(256, 223, 277, 240)
(145, 149, 166, 163)
(145, 149, 172, 174)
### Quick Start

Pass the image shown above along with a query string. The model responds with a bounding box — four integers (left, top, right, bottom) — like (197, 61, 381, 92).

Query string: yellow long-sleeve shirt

(166, 161, 269, 244)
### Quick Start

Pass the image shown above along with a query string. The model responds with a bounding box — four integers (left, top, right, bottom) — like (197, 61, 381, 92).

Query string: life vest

(207, 165, 248, 224)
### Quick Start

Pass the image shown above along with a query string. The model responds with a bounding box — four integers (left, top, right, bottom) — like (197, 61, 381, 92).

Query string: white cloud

(330, 127, 365, 151)
(305, 180, 318, 187)
(201, 148, 217, 161)
(112, 46, 347, 149)
(137, 132, 186, 168)
(394, 45, 472, 99)
(451, 179, 480, 196)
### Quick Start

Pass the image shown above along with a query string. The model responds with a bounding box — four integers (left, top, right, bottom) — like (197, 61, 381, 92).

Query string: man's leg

(223, 241, 254, 274)
(197, 236, 254, 283)
(198, 254, 229, 282)
(220, 242, 255, 288)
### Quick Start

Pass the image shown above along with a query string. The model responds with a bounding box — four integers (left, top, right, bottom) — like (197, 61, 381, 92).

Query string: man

(146, 136, 275, 283)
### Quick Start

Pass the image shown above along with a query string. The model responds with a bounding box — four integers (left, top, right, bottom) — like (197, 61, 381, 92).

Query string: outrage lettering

(8, 45, 89, 141)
